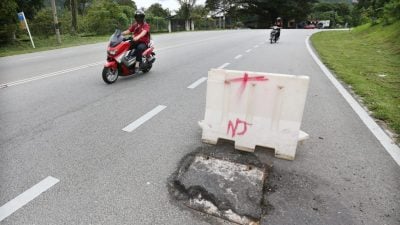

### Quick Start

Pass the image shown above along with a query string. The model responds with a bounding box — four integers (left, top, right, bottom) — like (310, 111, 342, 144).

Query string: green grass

(0, 29, 224, 57)
(311, 22, 400, 139)
(0, 30, 188, 57)
(0, 34, 112, 57)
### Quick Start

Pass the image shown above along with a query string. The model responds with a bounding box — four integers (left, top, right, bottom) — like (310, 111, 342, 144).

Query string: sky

(133, 0, 206, 11)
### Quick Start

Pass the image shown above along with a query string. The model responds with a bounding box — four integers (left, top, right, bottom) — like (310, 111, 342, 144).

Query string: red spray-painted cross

(225, 73, 269, 95)
(227, 118, 252, 138)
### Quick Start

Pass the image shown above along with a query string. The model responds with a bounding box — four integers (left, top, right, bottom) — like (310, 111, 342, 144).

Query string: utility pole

(50, 0, 61, 44)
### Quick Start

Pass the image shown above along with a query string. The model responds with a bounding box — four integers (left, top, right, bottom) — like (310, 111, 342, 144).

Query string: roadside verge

(305, 34, 400, 166)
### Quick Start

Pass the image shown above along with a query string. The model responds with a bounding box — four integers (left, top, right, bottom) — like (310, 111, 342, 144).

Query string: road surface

(0, 30, 399, 225)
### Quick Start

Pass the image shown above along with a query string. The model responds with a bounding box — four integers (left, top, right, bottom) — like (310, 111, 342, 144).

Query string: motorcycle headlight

(108, 50, 117, 55)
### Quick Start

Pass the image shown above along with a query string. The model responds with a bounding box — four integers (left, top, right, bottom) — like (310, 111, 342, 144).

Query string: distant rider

(274, 17, 283, 40)
(122, 10, 151, 73)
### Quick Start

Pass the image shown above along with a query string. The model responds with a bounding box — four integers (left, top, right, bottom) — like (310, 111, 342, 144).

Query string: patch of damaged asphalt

(167, 142, 353, 225)
(168, 140, 400, 225)
(167, 142, 270, 224)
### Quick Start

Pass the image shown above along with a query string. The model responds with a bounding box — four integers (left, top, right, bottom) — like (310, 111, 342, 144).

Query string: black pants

(276, 29, 281, 39)
(130, 42, 147, 63)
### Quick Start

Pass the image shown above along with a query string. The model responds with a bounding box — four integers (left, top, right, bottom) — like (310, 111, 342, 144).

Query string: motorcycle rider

(274, 17, 283, 40)
(122, 10, 151, 73)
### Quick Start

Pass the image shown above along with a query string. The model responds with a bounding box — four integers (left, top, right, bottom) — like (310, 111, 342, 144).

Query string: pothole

(168, 147, 268, 225)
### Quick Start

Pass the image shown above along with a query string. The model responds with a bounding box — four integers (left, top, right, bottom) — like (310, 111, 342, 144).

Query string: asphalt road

(0, 30, 399, 225)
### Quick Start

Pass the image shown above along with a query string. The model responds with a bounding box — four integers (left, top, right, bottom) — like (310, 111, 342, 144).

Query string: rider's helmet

(276, 17, 282, 21)
(134, 10, 145, 23)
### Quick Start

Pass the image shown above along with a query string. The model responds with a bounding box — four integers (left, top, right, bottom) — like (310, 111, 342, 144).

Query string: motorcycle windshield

(109, 29, 123, 47)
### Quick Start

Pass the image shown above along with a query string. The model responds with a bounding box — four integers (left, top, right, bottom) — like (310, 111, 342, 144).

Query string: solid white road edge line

(122, 105, 167, 132)
(305, 36, 400, 166)
(218, 63, 230, 69)
(0, 176, 59, 222)
(234, 54, 242, 60)
(187, 77, 207, 89)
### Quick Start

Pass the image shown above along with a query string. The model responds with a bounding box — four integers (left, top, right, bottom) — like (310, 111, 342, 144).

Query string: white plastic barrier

(199, 69, 310, 160)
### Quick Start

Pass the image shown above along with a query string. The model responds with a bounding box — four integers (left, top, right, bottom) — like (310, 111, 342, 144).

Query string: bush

(120, 5, 134, 21)
(58, 10, 72, 35)
(146, 16, 168, 32)
(84, 0, 129, 35)
(0, 0, 18, 44)
(193, 18, 217, 30)
(30, 8, 54, 37)
(383, 0, 400, 24)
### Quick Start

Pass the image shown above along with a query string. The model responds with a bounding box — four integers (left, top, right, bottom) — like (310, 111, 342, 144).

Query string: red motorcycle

(102, 29, 156, 84)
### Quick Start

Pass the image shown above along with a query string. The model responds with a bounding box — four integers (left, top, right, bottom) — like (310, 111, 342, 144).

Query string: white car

(317, 20, 331, 29)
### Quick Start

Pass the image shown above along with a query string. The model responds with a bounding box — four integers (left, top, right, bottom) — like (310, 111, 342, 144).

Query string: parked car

(317, 20, 331, 29)
(304, 24, 316, 29)
(298, 21, 318, 29)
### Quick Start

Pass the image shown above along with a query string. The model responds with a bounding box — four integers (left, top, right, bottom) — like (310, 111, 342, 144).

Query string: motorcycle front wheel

(102, 67, 119, 84)
(142, 63, 152, 73)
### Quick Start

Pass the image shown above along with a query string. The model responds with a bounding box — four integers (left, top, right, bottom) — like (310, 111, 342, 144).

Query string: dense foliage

(1, 0, 399, 45)
(205, 0, 318, 28)
(84, 0, 132, 35)
(352, 0, 400, 25)
(0, 0, 18, 44)
(204, 0, 400, 28)
(146, 3, 171, 18)
(383, 0, 400, 24)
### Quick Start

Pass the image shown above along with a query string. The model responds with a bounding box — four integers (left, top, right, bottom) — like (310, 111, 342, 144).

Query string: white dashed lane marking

(122, 105, 167, 132)
(0, 176, 59, 222)
(218, 63, 230, 69)
(188, 77, 207, 89)
(234, 55, 242, 60)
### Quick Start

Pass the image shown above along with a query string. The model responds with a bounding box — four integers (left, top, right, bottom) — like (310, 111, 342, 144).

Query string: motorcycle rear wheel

(102, 67, 119, 84)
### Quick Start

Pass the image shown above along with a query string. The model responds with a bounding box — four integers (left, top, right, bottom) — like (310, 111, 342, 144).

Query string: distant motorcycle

(270, 26, 280, 44)
(102, 29, 156, 84)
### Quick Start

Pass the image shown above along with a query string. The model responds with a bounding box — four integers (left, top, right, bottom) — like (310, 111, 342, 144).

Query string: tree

(177, 0, 197, 19)
(0, 0, 18, 44)
(191, 5, 209, 19)
(85, 0, 130, 34)
(30, 8, 53, 37)
(177, 0, 197, 30)
(145, 4, 170, 32)
(356, 0, 391, 21)
(310, 2, 354, 27)
(116, 0, 137, 8)
(71, 0, 78, 34)
(238, 0, 317, 28)
(205, 0, 317, 28)
(63, 0, 93, 15)
(16, 0, 44, 20)
(383, 0, 400, 23)
(146, 3, 170, 18)
(206, 0, 239, 15)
